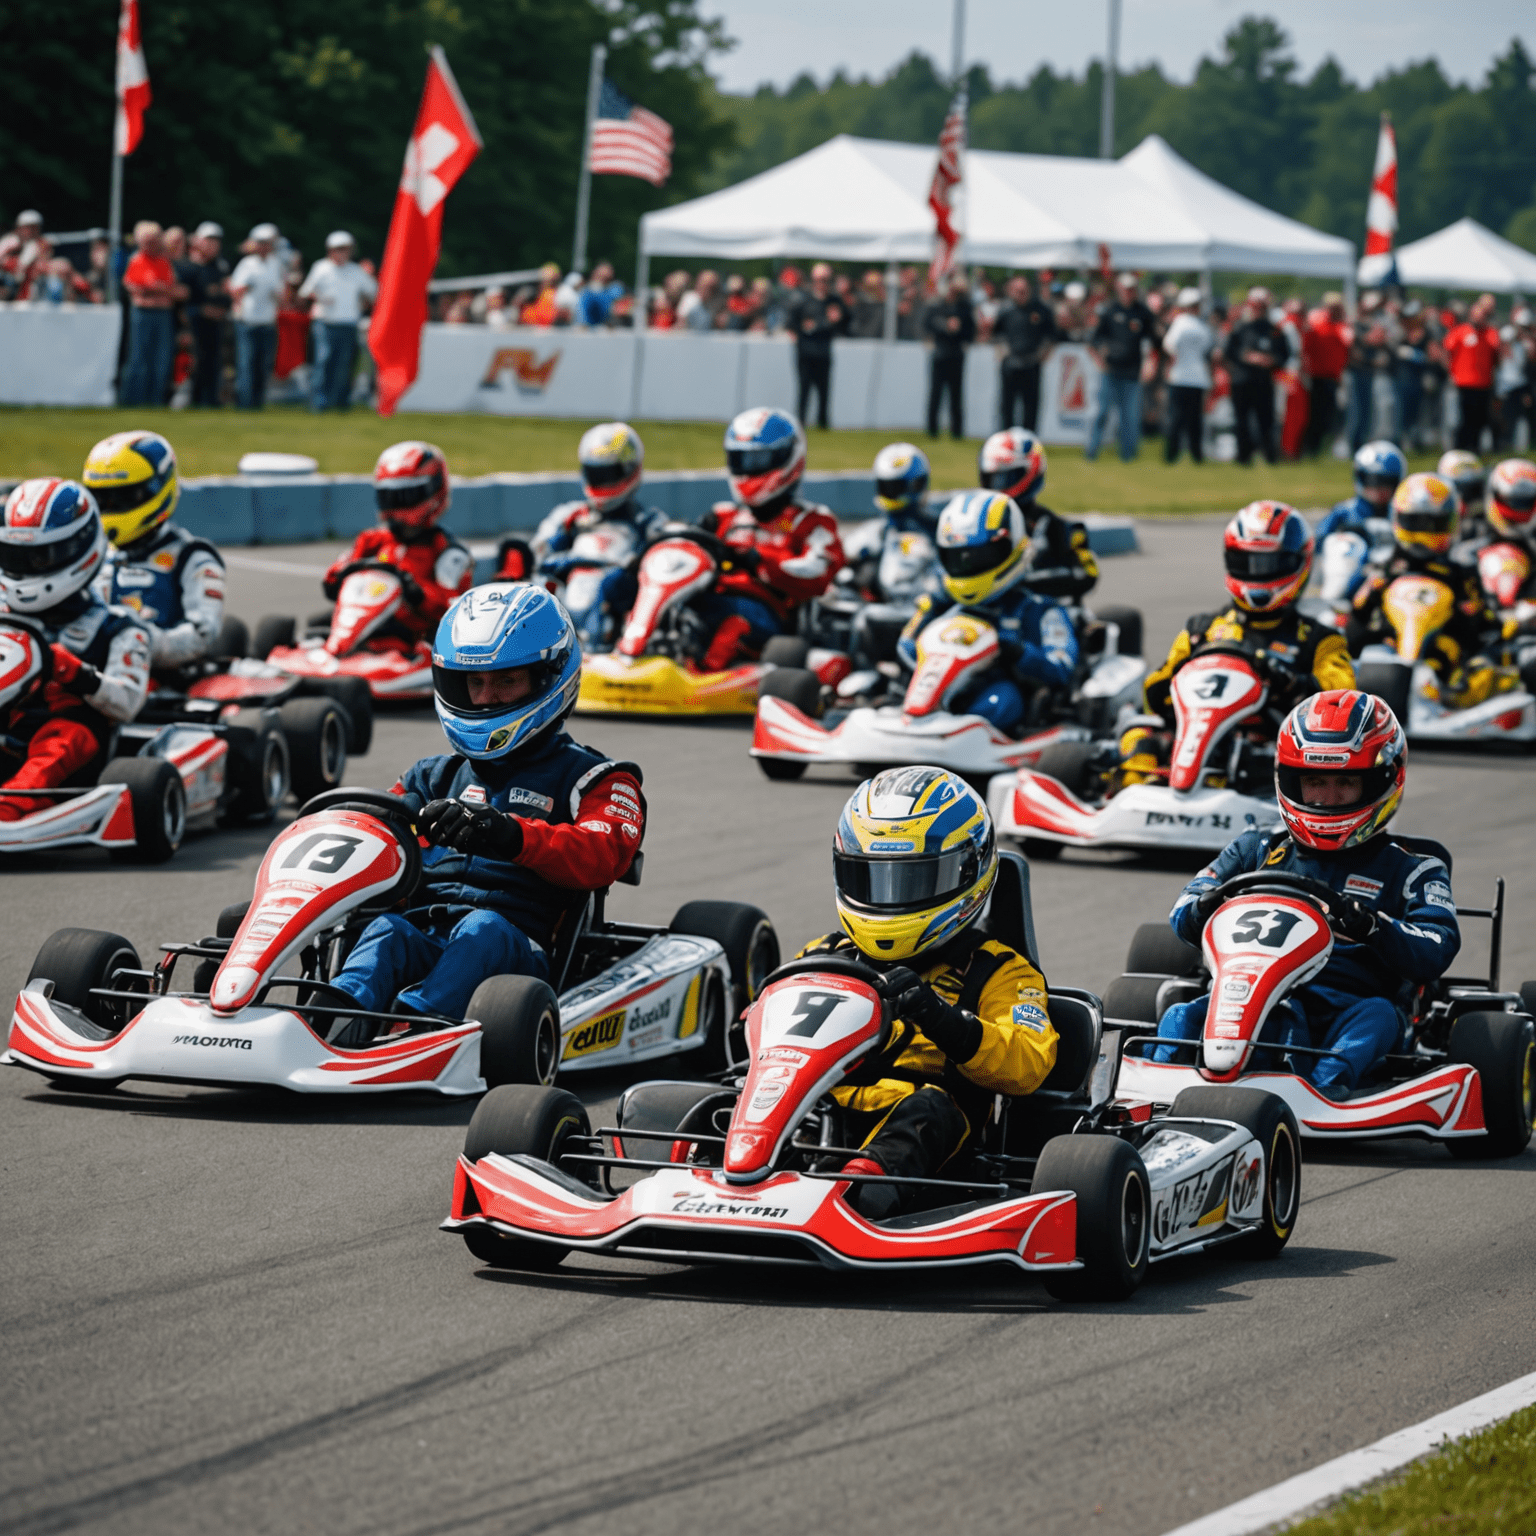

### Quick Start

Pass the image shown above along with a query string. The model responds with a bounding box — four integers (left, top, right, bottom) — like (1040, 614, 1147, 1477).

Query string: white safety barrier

(0, 303, 121, 407)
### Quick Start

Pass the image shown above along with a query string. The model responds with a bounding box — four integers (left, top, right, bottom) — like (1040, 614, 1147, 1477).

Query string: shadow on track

(20, 1082, 477, 1129)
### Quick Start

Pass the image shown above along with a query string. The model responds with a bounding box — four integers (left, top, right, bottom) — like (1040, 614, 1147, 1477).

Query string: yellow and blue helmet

(873, 442, 931, 514)
(935, 490, 1030, 606)
(1391, 472, 1459, 557)
(82, 430, 179, 548)
(833, 766, 997, 962)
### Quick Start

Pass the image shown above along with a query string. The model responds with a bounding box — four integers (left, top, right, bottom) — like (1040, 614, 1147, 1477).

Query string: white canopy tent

(1372, 217, 1536, 294)
(636, 132, 1355, 325)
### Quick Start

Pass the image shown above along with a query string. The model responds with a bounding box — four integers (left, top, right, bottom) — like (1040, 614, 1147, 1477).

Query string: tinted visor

(978, 467, 1024, 492)
(834, 845, 980, 910)
(727, 441, 793, 477)
(1276, 762, 1394, 809)
(1496, 483, 1536, 514)
(877, 473, 928, 503)
(89, 477, 163, 513)
(0, 522, 97, 577)
(1355, 471, 1399, 493)
(1224, 546, 1307, 580)
(939, 538, 1012, 578)
(433, 651, 569, 716)
(376, 471, 443, 513)
(581, 461, 633, 489)
(1396, 509, 1453, 533)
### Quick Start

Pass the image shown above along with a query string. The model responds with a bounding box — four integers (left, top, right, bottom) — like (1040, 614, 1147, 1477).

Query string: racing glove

(876, 966, 982, 1063)
(1193, 886, 1227, 926)
(49, 644, 102, 699)
(724, 545, 761, 574)
(1330, 897, 1378, 944)
(418, 798, 524, 860)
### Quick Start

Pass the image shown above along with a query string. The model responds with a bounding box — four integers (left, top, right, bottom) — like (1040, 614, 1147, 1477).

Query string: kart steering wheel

(1185, 641, 1271, 676)
(1204, 869, 1351, 932)
(293, 788, 424, 908)
(656, 524, 756, 574)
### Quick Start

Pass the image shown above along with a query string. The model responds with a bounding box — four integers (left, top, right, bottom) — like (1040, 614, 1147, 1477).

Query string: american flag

(591, 79, 673, 187)
(927, 88, 967, 290)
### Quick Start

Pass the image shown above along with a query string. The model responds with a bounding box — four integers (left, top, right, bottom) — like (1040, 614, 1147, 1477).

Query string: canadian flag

(370, 48, 482, 416)
(115, 0, 152, 156)
(1359, 112, 1399, 288)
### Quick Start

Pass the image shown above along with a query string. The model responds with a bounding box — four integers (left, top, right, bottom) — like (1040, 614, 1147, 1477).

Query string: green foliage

(0, 0, 735, 277)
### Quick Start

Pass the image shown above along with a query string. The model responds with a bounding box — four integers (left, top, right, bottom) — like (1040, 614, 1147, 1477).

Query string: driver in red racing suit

(322, 441, 472, 646)
(692, 408, 843, 671)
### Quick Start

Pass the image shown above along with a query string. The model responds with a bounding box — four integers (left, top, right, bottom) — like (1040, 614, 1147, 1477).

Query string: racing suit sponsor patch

(620, 822, 639, 839)
(578, 819, 611, 833)
(1343, 874, 1383, 899)
(1424, 881, 1455, 910)
(1012, 1003, 1048, 1031)
(504, 788, 555, 814)
(459, 785, 487, 805)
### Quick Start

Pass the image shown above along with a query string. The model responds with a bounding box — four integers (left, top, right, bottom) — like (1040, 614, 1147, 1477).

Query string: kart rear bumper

(989, 774, 1279, 852)
(0, 784, 134, 853)
(266, 642, 433, 700)
(576, 654, 763, 715)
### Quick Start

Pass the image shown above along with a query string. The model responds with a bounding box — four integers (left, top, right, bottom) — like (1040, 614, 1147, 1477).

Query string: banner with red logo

(370, 47, 482, 416)
(115, 0, 152, 156)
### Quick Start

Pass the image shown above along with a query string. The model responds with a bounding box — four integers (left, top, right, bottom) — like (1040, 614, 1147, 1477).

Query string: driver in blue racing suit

(896, 490, 1078, 737)
(326, 584, 645, 1026)
(1315, 439, 1405, 542)
(1153, 689, 1458, 1098)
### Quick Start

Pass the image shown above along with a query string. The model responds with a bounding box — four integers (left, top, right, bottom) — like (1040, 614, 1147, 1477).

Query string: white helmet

(0, 479, 109, 615)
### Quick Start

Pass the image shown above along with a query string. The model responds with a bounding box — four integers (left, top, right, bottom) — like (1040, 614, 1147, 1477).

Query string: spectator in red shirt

(120, 221, 186, 406)
(1301, 293, 1349, 457)
(1446, 292, 1502, 450)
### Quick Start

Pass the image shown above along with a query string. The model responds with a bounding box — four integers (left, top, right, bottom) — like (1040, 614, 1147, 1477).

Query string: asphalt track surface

(4, 517, 1534, 1536)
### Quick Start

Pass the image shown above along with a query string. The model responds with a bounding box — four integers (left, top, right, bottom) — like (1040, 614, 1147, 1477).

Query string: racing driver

(1315, 440, 1405, 542)
(322, 441, 473, 648)
(0, 480, 150, 820)
(1153, 690, 1458, 1099)
(692, 407, 844, 672)
(83, 429, 226, 671)
(797, 766, 1058, 1219)
(976, 428, 1099, 601)
(325, 583, 645, 1027)
(1118, 501, 1353, 787)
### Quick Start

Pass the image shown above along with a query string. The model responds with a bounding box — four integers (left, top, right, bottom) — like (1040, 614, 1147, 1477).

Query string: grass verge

(1, 404, 1444, 516)
(1282, 1402, 1536, 1536)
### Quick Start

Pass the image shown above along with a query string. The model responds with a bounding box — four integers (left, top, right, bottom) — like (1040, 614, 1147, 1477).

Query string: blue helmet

(431, 583, 581, 761)
(873, 442, 931, 514)
(1353, 440, 1406, 509)
(724, 406, 806, 517)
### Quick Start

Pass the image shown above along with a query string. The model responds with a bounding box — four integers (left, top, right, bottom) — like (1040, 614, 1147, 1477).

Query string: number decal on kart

(783, 991, 847, 1039)
(757, 980, 877, 1051)
(280, 832, 363, 875)
(1228, 908, 1304, 948)
(1193, 672, 1230, 700)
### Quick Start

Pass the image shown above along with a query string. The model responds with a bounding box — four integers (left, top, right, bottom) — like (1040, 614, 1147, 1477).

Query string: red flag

(114, 0, 152, 156)
(1363, 113, 1398, 258)
(927, 89, 967, 292)
(370, 48, 482, 416)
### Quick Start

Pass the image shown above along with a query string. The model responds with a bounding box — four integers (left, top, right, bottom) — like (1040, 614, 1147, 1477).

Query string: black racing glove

(876, 965, 982, 1063)
(726, 544, 761, 574)
(1331, 897, 1378, 944)
(1193, 886, 1226, 926)
(417, 798, 524, 860)
(395, 570, 425, 608)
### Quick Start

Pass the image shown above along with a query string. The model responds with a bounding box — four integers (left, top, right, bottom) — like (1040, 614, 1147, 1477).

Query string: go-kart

(527, 505, 647, 651)
(255, 563, 436, 702)
(444, 853, 1302, 1299)
(5, 788, 780, 1094)
(1299, 519, 1393, 631)
(0, 616, 293, 863)
(576, 526, 848, 717)
(1475, 539, 1536, 627)
(750, 606, 1143, 781)
(1353, 571, 1536, 743)
(1102, 855, 1535, 1158)
(989, 646, 1283, 857)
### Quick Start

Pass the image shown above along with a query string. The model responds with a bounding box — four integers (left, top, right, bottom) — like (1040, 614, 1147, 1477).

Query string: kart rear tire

(1167, 1086, 1300, 1258)
(279, 696, 348, 805)
(27, 927, 142, 1036)
(306, 610, 335, 637)
(758, 665, 823, 720)
(1034, 1135, 1150, 1302)
(760, 635, 810, 670)
(103, 757, 186, 863)
(221, 710, 289, 825)
(213, 616, 249, 660)
(1353, 661, 1412, 729)
(253, 615, 295, 660)
(1031, 741, 1094, 797)
(670, 900, 780, 1026)
(1124, 921, 1204, 978)
(462, 1085, 591, 1269)
(304, 675, 374, 756)
(1095, 605, 1143, 657)
(1102, 974, 1169, 1026)
(1447, 1011, 1535, 1159)
(1021, 838, 1064, 861)
(472, 976, 561, 1089)
(1518, 980, 1536, 1023)
(758, 757, 807, 781)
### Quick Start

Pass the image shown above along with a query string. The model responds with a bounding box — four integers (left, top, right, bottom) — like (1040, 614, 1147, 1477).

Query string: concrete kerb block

(175, 477, 256, 545)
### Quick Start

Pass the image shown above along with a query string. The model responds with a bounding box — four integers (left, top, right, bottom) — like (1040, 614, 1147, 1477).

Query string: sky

(702, 0, 1534, 95)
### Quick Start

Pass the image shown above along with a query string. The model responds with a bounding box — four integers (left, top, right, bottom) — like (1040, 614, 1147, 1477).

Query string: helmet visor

(939, 538, 1013, 578)
(89, 478, 163, 513)
(580, 461, 633, 489)
(978, 467, 1024, 493)
(433, 649, 571, 717)
(1395, 509, 1453, 533)
(877, 474, 927, 504)
(834, 845, 980, 910)
(376, 471, 443, 513)
(1355, 471, 1400, 494)
(1496, 484, 1536, 516)
(1276, 761, 1396, 811)
(1224, 546, 1307, 580)
(0, 522, 97, 576)
(727, 442, 793, 477)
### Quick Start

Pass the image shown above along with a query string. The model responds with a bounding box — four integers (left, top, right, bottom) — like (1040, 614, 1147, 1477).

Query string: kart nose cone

(211, 965, 261, 1015)
(1203, 1037, 1245, 1073)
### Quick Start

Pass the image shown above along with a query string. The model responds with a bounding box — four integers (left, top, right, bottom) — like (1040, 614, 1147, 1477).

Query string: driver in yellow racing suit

(796, 766, 1058, 1220)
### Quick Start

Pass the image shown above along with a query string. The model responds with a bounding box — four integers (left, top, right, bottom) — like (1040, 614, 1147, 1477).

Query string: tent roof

(640, 133, 1354, 277)
(1378, 217, 1536, 293)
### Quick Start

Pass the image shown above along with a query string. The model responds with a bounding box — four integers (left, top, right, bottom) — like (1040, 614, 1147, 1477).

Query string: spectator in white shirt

(1162, 287, 1214, 464)
(298, 231, 378, 411)
(484, 288, 512, 330)
(228, 223, 286, 409)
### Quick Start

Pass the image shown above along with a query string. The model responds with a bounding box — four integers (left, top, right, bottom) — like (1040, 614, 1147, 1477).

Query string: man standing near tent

(995, 274, 1058, 433)
(785, 263, 844, 430)
(1224, 286, 1290, 465)
(1446, 293, 1502, 452)
(926, 271, 976, 441)
(1086, 273, 1155, 463)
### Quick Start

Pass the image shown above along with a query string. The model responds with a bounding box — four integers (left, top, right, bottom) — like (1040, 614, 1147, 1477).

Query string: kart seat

(975, 851, 1041, 970)
(1391, 834, 1453, 877)
(1037, 988, 1101, 1095)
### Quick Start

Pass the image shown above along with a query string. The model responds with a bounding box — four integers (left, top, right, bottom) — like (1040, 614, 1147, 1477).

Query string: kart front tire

(1447, 1011, 1535, 1159)
(1034, 1134, 1150, 1302)
(103, 757, 186, 863)
(1031, 742, 1094, 797)
(303, 675, 374, 756)
(27, 927, 141, 1038)
(760, 635, 810, 670)
(1095, 605, 1143, 657)
(1167, 1086, 1300, 1258)
(758, 665, 823, 720)
(670, 900, 779, 1026)
(253, 615, 296, 660)
(279, 696, 348, 804)
(221, 711, 289, 826)
(214, 616, 249, 660)
(1101, 974, 1169, 1026)
(473, 976, 561, 1089)
(758, 757, 807, 781)
(1124, 921, 1204, 978)
(1353, 661, 1412, 730)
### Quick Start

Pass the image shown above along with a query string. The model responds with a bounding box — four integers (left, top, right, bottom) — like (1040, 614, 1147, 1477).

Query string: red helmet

(724, 408, 805, 518)
(1275, 690, 1405, 852)
(1223, 501, 1313, 612)
(977, 428, 1046, 504)
(1487, 458, 1536, 540)
(374, 441, 449, 536)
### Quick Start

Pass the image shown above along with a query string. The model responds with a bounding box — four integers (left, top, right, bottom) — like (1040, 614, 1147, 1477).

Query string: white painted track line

(1162, 1369, 1536, 1536)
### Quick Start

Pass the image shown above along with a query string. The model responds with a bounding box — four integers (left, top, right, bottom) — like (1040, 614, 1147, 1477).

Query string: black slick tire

(214, 616, 249, 660)
(102, 757, 185, 863)
(1102, 974, 1170, 1027)
(222, 711, 289, 825)
(1095, 605, 1143, 657)
(1168, 1085, 1301, 1258)
(1033, 1134, 1151, 1302)
(1031, 741, 1094, 797)
(1447, 1011, 1535, 1159)
(760, 635, 810, 669)
(253, 615, 296, 660)
(27, 927, 141, 1089)
(279, 696, 348, 804)
(1124, 921, 1204, 977)
(1353, 660, 1412, 729)
(758, 665, 823, 719)
(304, 675, 374, 756)
(670, 900, 779, 1025)
(472, 976, 561, 1089)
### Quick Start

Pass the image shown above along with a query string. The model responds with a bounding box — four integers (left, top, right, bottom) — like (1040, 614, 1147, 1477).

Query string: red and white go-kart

(446, 853, 1303, 1300)
(1103, 855, 1535, 1158)
(5, 788, 779, 1095)
(991, 646, 1282, 857)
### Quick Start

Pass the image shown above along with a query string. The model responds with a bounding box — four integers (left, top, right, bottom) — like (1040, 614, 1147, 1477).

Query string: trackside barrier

(175, 471, 1140, 556)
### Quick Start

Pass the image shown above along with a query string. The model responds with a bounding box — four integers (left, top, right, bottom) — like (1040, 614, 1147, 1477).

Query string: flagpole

(107, 140, 123, 304)
(571, 42, 606, 277)
(950, 0, 967, 277)
(1099, 0, 1121, 158)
